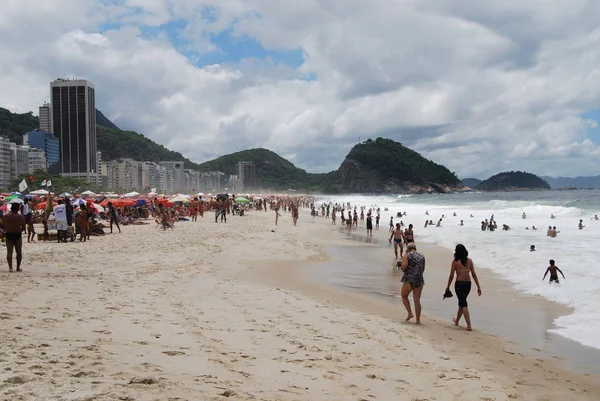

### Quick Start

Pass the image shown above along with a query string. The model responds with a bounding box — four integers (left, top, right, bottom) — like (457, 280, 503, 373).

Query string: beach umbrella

(123, 191, 140, 198)
(135, 198, 147, 207)
(71, 198, 85, 206)
(8, 197, 24, 204)
(9, 191, 22, 197)
(169, 195, 190, 203)
(35, 201, 57, 210)
(89, 203, 104, 213)
(234, 197, 250, 203)
(59, 192, 72, 197)
(81, 190, 96, 197)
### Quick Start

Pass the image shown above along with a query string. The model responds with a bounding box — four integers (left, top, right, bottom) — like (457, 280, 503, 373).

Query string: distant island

(475, 171, 551, 191)
(461, 178, 482, 189)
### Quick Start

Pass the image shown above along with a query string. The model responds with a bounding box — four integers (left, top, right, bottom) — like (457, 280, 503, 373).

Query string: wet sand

(303, 229, 600, 373)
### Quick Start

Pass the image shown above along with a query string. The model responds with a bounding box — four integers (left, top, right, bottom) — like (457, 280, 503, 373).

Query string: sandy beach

(1, 209, 599, 400)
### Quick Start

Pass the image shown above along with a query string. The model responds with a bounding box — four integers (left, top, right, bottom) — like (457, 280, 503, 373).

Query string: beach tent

(30, 189, 49, 196)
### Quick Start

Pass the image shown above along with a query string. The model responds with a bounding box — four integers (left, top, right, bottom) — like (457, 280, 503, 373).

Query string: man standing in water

(4, 203, 26, 272)
(543, 260, 565, 284)
(389, 223, 404, 259)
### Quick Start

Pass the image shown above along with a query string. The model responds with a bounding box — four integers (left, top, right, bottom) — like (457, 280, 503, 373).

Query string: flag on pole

(47, 180, 52, 187)
(18, 179, 28, 192)
(41, 179, 47, 186)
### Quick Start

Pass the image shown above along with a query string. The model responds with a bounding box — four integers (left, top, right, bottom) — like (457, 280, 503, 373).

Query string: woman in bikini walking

(445, 244, 482, 331)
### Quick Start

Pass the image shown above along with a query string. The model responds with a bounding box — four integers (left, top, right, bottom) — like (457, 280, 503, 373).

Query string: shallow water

(304, 229, 600, 373)
(318, 191, 600, 351)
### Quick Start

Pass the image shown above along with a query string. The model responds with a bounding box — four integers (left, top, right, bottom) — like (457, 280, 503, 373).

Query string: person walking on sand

(445, 244, 482, 331)
(4, 203, 26, 272)
(543, 259, 565, 284)
(398, 242, 425, 324)
(107, 202, 121, 234)
(389, 223, 404, 259)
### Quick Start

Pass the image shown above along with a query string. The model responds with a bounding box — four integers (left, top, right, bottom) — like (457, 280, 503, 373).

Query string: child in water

(542, 260, 565, 284)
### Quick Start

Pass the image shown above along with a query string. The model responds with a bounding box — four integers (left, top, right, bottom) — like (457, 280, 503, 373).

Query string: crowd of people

(3, 192, 591, 333)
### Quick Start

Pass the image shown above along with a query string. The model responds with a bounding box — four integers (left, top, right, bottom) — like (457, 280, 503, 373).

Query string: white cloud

(2, 0, 600, 179)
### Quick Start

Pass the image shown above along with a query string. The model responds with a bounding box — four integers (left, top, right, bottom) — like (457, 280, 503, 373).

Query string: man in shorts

(53, 199, 68, 243)
(543, 259, 565, 284)
(4, 203, 26, 272)
(388, 223, 405, 259)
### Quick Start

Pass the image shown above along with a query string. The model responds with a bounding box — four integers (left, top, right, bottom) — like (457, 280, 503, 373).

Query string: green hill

(476, 171, 550, 191)
(462, 178, 482, 188)
(96, 125, 199, 169)
(196, 148, 333, 191)
(0, 107, 39, 144)
(329, 138, 462, 193)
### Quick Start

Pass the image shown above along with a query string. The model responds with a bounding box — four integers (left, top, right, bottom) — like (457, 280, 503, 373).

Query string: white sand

(1, 209, 598, 400)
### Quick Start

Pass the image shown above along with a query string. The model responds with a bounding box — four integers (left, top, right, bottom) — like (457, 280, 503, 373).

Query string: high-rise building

(159, 161, 185, 193)
(237, 161, 256, 192)
(39, 102, 52, 133)
(0, 137, 13, 189)
(23, 129, 60, 171)
(50, 78, 97, 182)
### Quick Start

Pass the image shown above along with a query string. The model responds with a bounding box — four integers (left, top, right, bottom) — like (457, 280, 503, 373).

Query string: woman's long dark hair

(454, 244, 468, 266)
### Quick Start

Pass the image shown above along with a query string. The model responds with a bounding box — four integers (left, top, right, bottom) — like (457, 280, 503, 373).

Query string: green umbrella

(234, 197, 250, 203)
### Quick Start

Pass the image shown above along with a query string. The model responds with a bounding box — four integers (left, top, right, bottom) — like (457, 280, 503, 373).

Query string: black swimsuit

(455, 262, 472, 307)
(5, 232, 22, 242)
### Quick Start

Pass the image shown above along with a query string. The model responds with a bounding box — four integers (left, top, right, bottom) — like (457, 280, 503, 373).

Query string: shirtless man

(542, 259, 565, 284)
(4, 203, 26, 272)
(388, 223, 404, 259)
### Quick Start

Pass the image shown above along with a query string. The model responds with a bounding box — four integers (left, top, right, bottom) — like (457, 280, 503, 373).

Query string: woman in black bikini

(445, 244, 482, 331)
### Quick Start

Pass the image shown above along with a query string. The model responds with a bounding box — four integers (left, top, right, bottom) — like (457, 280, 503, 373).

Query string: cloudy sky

(2, 0, 600, 178)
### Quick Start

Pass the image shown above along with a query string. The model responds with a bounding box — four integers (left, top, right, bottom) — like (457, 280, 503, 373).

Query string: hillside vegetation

(0, 107, 39, 144)
(330, 138, 461, 193)
(196, 148, 333, 191)
(476, 171, 550, 191)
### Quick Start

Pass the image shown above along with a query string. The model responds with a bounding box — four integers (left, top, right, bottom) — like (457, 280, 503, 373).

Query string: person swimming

(542, 259, 565, 284)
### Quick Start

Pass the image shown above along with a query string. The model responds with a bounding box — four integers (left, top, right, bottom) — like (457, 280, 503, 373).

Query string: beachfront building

(101, 158, 142, 192)
(0, 137, 13, 189)
(185, 169, 202, 194)
(228, 174, 243, 192)
(148, 162, 168, 194)
(237, 161, 256, 192)
(9, 143, 30, 180)
(28, 148, 47, 173)
(23, 129, 60, 171)
(200, 171, 226, 193)
(39, 102, 52, 133)
(159, 161, 185, 193)
(51, 78, 98, 184)
(138, 161, 150, 192)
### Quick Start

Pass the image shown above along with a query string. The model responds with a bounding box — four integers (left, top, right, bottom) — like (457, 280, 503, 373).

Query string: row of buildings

(0, 78, 258, 193)
(100, 159, 256, 194)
